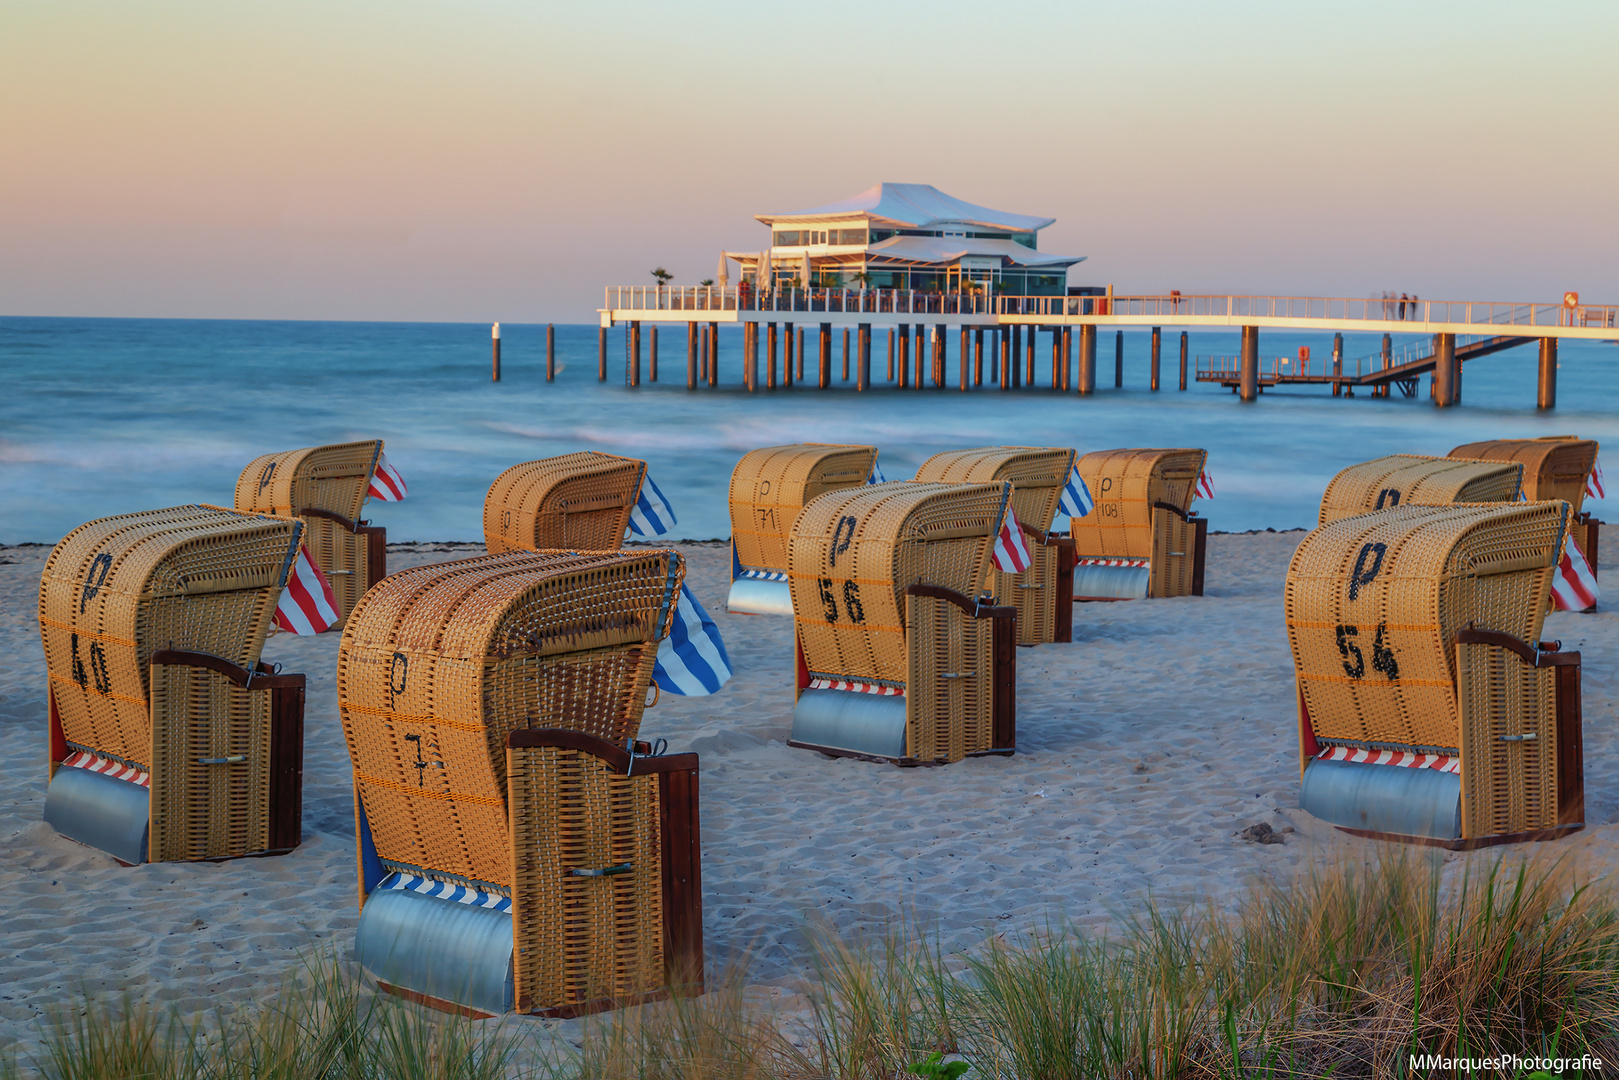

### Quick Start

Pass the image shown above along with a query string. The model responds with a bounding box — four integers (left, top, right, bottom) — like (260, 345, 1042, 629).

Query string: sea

(2, 316, 1615, 544)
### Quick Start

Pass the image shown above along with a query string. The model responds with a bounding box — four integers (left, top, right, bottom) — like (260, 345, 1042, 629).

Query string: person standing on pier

(1399, 293, 1408, 320)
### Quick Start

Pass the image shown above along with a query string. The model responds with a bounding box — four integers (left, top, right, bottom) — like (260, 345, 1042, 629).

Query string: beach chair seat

(339, 548, 702, 1018)
(786, 481, 1016, 765)
(1450, 437, 1601, 577)
(727, 443, 878, 616)
(1317, 453, 1521, 526)
(39, 505, 308, 864)
(483, 452, 649, 555)
(1069, 448, 1207, 600)
(1288, 501, 1582, 848)
(912, 447, 1076, 644)
(236, 440, 389, 629)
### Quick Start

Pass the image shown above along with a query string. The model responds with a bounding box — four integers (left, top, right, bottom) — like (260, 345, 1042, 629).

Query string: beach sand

(2, 529, 1615, 1059)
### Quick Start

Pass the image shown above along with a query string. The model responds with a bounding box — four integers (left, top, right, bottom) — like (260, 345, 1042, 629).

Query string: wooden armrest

(904, 584, 1015, 620)
(302, 507, 360, 532)
(507, 728, 698, 774)
(150, 649, 305, 689)
(1455, 629, 1581, 668)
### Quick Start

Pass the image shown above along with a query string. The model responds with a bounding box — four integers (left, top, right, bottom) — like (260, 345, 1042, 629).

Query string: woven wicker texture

(912, 447, 1075, 644)
(235, 440, 383, 626)
(508, 742, 663, 1012)
(1449, 438, 1599, 514)
(1456, 640, 1559, 837)
(337, 549, 681, 886)
(729, 444, 878, 573)
(790, 481, 1009, 763)
(236, 440, 380, 520)
(1317, 454, 1523, 526)
(39, 505, 300, 769)
(1285, 501, 1566, 753)
(483, 453, 646, 555)
(1070, 449, 1206, 560)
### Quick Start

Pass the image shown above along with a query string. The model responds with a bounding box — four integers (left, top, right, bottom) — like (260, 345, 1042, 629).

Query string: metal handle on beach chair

(570, 863, 632, 878)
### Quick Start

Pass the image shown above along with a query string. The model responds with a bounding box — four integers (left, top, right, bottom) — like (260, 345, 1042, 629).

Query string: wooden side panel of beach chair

(508, 731, 699, 1017)
(483, 452, 647, 555)
(904, 590, 1012, 762)
(1317, 454, 1523, 526)
(1456, 634, 1562, 839)
(729, 444, 877, 574)
(1149, 506, 1200, 599)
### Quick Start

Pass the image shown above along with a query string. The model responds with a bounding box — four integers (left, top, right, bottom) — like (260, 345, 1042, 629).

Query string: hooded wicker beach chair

(484, 452, 648, 555)
(235, 439, 388, 630)
(1287, 501, 1583, 848)
(912, 447, 1076, 645)
(40, 505, 307, 865)
(1317, 453, 1522, 526)
(1450, 437, 1601, 576)
(786, 481, 1017, 765)
(727, 444, 878, 616)
(1069, 448, 1208, 601)
(338, 548, 702, 1018)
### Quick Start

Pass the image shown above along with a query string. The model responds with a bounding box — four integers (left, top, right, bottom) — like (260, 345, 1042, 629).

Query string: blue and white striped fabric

(379, 872, 511, 911)
(654, 584, 732, 696)
(739, 569, 788, 582)
(867, 460, 887, 485)
(1057, 466, 1094, 519)
(627, 472, 677, 537)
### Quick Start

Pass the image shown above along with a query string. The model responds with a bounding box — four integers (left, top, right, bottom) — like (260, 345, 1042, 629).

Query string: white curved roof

(758, 183, 1055, 232)
(865, 235, 1081, 268)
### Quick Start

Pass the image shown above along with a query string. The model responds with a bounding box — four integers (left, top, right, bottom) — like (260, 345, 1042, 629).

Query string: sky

(3, 0, 1616, 322)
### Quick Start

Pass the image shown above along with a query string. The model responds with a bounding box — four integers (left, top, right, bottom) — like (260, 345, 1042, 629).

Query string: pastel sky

(3, 0, 1615, 322)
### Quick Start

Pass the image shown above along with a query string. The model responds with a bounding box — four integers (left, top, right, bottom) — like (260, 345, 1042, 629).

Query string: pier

(599, 287, 1617, 409)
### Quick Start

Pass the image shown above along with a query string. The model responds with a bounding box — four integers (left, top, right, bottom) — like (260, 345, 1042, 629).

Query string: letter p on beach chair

(786, 481, 1017, 765)
(39, 505, 307, 865)
(912, 447, 1077, 645)
(1287, 501, 1583, 848)
(338, 548, 702, 1018)
(1450, 436, 1602, 580)
(1069, 448, 1208, 600)
(235, 439, 391, 629)
(727, 443, 879, 616)
(1317, 453, 1522, 526)
(483, 452, 649, 555)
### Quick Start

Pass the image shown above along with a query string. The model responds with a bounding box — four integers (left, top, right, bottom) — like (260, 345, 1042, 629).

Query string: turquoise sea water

(2, 316, 1615, 544)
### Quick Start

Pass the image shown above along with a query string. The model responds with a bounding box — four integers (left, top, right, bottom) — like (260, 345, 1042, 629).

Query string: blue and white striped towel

(627, 472, 677, 537)
(1057, 465, 1094, 519)
(654, 584, 732, 696)
(379, 872, 511, 911)
(867, 460, 887, 485)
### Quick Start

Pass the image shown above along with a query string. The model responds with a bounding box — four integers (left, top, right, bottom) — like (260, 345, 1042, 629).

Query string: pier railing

(604, 285, 997, 316)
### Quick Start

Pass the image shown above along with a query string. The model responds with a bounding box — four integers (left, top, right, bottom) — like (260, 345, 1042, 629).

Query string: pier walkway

(598, 286, 1617, 408)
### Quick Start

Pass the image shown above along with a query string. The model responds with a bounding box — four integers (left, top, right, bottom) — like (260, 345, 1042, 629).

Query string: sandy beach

(2, 528, 1615, 1060)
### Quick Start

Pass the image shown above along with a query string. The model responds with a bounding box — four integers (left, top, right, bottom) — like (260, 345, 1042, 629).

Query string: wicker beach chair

(339, 548, 701, 1018)
(912, 447, 1076, 645)
(727, 443, 878, 615)
(1317, 453, 1522, 526)
(1069, 449, 1208, 601)
(786, 481, 1017, 765)
(39, 505, 307, 865)
(1450, 437, 1601, 575)
(235, 440, 387, 629)
(484, 452, 647, 555)
(1287, 501, 1583, 848)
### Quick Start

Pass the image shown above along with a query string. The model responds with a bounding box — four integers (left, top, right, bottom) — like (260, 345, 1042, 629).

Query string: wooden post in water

(897, 324, 909, 388)
(1380, 333, 1392, 399)
(598, 326, 607, 381)
(974, 328, 984, 386)
(1063, 326, 1072, 391)
(1025, 327, 1036, 387)
(746, 322, 759, 391)
(1114, 330, 1124, 388)
(784, 323, 794, 387)
(1050, 328, 1061, 389)
(1239, 326, 1259, 402)
(1010, 325, 1022, 388)
(1179, 332, 1189, 391)
(818, 323, 831, 389)
(708, 322, 719, 387)
(491, 322, 501, 381)
(858, 324, 870, 391)
(886, 328, 895, 381)
(686, 322, 697, 390)
(797, 327, 806, 381)
(768, 323, 778, 389)
(959, 326, 969, 392)
(1434, 333, 1456, 407)
(1538, 337, 1557, 410)
(649, 326, 659, 383)
(842, 328, 851, 382)
(629, 322, 641, 387)
(1150, 326, 1161, 391)
(914, 325, 925, 389)
(1331, 332, 1343, 396)
(699, 325, 708, 383)
(1077, 325, 1096, 395)
(999, 328, 1010, 389)
(546, 324, 555, 382)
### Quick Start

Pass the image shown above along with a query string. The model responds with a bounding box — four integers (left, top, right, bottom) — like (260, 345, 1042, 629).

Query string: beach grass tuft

(17, 852, 1619, 1079)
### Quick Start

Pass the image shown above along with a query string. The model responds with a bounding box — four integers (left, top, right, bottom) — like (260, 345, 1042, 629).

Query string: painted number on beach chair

(1347, 542, 1386, 601)
(1335, 621, 1398, 681)
(68, 633, 112, 696)
(1374, 488, 1401, 510)
(815, 577, 866, 625)
(389, 652, 409, 705)
(80, 553, 113, 613)
(829, 515, 857, 567)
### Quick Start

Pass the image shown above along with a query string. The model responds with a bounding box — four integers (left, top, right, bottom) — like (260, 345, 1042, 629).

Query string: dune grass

(13, 852, 1619, 1079)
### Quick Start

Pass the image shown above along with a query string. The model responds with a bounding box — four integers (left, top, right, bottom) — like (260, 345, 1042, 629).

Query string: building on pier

(726, 183, 1084, 296)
